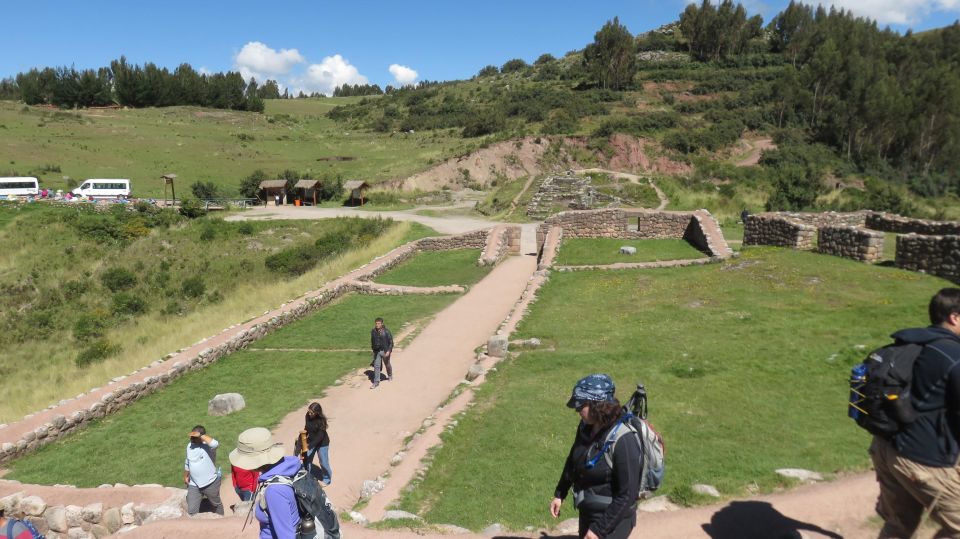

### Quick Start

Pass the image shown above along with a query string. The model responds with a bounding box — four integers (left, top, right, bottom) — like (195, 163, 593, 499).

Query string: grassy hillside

(0, 99, 461, 198)
(0, 203, 435, 422)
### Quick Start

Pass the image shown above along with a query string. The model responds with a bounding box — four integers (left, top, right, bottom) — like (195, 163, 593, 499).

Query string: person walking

(369, 317, 394, 389)
(184, 425, 224, 516)
(871, 287, 960, 538)
(293, 402, 333, 485)
(550, 374, 641, 539)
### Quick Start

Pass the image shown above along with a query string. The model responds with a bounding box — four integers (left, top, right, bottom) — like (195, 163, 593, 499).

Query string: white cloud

(290, 55, 368, 96)
(388, 64, 418, 86)
(816, 0, 959, 25)
(234, 41, 304, 83)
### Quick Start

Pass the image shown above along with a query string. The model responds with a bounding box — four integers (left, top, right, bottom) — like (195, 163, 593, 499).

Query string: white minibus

(72, 179, 131, 198)
(0, 177, 40, 198)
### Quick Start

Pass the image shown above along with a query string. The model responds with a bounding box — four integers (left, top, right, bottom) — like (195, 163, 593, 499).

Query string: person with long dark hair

(550, 374, 641, 539)
(293, 402, 332, 485)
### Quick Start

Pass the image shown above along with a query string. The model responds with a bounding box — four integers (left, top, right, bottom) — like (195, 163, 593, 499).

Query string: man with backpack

(870, 288, 960, 538)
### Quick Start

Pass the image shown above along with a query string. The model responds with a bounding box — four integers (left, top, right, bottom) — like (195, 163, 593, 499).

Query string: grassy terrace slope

(0, 99, 460, 198)
(0, 203, 435, 422)
(6, 293, 460, 487)
(397, 248, 952, 531)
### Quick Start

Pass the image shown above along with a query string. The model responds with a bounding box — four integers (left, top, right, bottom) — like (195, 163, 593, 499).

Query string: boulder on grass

(620, 246, 637, 255)
(208, 393, 246, 416)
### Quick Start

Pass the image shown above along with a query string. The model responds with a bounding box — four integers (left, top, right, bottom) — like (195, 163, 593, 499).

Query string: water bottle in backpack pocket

(848, 342, 922, 438)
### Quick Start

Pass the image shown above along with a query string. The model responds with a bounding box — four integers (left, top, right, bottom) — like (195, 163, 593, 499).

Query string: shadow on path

(702, 501, 843, 539)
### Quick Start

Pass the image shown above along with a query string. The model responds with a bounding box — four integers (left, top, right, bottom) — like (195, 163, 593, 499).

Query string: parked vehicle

(72, 179, 131, 198)
(0, 177, 40, 198)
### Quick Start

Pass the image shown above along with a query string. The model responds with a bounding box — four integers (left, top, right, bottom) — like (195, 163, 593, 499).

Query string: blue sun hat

(566, 373, 616, 409)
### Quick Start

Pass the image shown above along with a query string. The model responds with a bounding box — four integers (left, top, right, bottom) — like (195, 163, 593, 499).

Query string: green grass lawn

(374, 249, 490, 287)
(255, 294, 458, 350)
(5, 350, 365, 487)
(396, 248, 952, 531)
(556, 238, 706, 265)
(4, 291, 460, 487)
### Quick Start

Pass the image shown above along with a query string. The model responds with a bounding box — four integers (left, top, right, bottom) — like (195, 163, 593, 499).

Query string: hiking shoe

(385, 375, 392, 381)
(370, 383, 379, 389)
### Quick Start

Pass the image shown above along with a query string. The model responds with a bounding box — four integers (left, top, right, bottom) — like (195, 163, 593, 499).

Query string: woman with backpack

(550, 374, 641, 539)
(293, 402, 332, 486)
(0, 508, 39, 539)
(230, 427, 302, 539)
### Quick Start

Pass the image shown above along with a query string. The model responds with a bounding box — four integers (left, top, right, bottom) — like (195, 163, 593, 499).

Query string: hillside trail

(224, 204, 494, 235)
(734, 137, 776, 167)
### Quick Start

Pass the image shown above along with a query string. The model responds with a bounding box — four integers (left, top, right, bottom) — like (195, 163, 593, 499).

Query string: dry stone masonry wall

(818, 227, 885, 263)
(744, 215, 816, 249)
(526, 173, 618, 219)
(0, 230, 494, 466)
(536, 208, 732, 259)
(897, 234, 960, 284)
(867, 213, 960, 235)
(744, 211, 960, 282)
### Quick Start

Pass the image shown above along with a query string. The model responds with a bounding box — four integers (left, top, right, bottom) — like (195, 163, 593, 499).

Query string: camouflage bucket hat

(566, 373, 616, 409)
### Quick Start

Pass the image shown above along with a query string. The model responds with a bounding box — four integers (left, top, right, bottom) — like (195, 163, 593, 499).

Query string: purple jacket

(255, 456, 302, 539)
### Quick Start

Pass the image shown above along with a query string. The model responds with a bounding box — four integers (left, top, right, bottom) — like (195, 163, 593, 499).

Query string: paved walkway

(225, 205, 495, 235)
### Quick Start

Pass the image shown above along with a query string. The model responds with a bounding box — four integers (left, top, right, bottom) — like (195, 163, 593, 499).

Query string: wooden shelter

(343, 180, 370, 206)
(259, 180, 288, 205)
(293, 179, 321, 206)
(161, 173, 177, 206)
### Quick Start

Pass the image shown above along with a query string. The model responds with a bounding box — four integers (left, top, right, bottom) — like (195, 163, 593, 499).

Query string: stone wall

(0, 230, 492, 466)
(866, 213, 960, 235)
(897, 235, 960, 284)
(480, 226, 521, 266)
(417, 230, 488, 251)
(758, 211, 870, 228)
(743, 215, 816, 249)
(536, 208, 730, 258)
(0, 487, 189, 538)
(818, 226, 885, 263)
(526, 174, 617, 219)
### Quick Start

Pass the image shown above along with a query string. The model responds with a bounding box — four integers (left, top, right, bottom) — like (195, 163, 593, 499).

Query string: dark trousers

(578, 508, 635, 539)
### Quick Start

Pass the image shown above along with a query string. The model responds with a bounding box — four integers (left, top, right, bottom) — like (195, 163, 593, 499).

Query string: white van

(0, 177, 40, 198)
(72, 179, 131, 198)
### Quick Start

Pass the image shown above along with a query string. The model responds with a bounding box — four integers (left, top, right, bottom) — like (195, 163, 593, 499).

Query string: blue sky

(2, 1, 957, 94)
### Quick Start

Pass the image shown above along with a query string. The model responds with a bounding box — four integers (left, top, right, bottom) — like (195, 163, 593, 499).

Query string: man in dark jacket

(370, 317, 394, 389)
(872, 287, 960, 538)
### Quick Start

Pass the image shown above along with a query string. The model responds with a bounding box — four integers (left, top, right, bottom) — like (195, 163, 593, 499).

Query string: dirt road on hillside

(225, 205, 494, 235)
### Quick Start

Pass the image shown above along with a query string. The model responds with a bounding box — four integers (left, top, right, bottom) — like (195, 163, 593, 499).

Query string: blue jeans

(234, 487, 253, 501)
(372, 350, 392, 384)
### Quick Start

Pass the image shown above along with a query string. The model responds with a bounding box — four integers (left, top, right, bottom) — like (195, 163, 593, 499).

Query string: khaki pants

(871, 436, 960, 538)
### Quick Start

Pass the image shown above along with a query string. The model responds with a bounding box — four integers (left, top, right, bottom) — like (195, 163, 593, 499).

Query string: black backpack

(848, 342, 923, 438)
(250, 468, 341, 539)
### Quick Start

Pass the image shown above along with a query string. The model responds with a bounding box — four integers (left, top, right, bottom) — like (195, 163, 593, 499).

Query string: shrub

(239, 169, 269, 199)
(190, 181, 220, 199)
(112, 292, 148, 316)
(199, 223, 217, 242)
(178, 198, 207, 219)
(265, 244, 321, 276)
(462, 111, 505, 138)
(501, 59, 529, 73)
(181, 276, 207, 299)
(75, 338, 121, 367)
(100, 267, 137, 291)
(238, 222, 254, 235)
(476, 65, 499, 78)
(73, 310, 111, 341)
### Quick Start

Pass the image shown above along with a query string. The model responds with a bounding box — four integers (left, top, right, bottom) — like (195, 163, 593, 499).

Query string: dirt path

(123, 470, 902, 539)
(225, 205, 495, 235)
(734, 137, 776, 167)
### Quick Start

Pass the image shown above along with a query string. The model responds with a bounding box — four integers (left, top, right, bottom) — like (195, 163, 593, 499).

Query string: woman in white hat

(230, 427, 302, 539)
